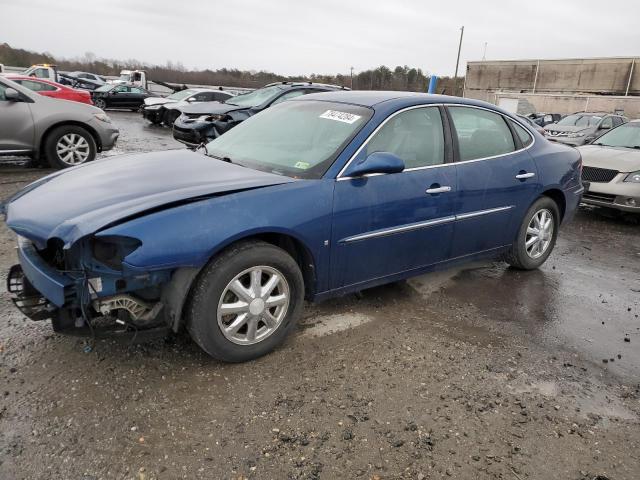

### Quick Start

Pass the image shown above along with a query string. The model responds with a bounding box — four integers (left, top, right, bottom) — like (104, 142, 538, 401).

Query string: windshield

(557, 114, 602, 127)
(95, 85, 112, 92)
(594, 122, 640, 149)
(167, 89, 197, 101)
(225, 85, 284, 107)
(205, 100, 372, 179)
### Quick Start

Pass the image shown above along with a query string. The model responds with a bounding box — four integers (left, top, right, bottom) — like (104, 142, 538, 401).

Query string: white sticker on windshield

(319, 110, 362, 124)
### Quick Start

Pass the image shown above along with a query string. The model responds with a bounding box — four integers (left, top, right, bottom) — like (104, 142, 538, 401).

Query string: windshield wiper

(196, 142, 209, 155)
(207, 153, 234, 163)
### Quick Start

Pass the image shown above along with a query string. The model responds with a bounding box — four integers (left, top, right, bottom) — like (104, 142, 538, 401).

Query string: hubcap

(525, 208, 554, 259)
(56, 133, 90, 165)
(217, 266, 290, 345)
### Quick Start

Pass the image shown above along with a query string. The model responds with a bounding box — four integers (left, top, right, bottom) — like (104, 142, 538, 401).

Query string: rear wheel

(186, 241, 304, 362)
(94, 98, 107, 109)
(505, 197, 559, 270)
(44, 125, 97, 169)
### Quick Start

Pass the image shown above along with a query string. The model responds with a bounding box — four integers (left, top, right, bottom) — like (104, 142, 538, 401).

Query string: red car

(6, 75, 93, 105)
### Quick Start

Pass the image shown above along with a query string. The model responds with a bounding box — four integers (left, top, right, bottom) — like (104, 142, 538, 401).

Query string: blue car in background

(3, 91, 583, 362)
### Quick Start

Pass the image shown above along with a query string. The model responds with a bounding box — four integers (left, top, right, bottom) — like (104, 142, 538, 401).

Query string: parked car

(517, 114, 545, 135)
(0, 77, 118, 168)
(544, 112, 628, 146)
(91, 84, 156, 111)
(528, 113, 562, 127)
(6, 75, 93, 105)
(172, 82, 348, 147)
(142, 88, 235, 126)
(68, 71, 107, 85)
(3, 91, 582, 362)
(578, 120, 640, 213)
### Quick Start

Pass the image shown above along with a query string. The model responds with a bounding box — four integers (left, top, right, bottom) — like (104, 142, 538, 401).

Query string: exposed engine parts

(92, 294, 163, 326)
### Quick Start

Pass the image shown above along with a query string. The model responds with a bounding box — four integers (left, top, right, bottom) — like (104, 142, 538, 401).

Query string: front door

(446, 106, 540, 258)
(0, 82, 34, 152)
(330, 106, 457, 289)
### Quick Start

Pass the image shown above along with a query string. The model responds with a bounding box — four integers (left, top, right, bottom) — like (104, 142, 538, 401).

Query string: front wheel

(163, 109, 181, 127)
(44, 126, 97, 169)
(505, 197, 559, 270)
(186, 241, 304, 362)
(94, 98, 107, 109)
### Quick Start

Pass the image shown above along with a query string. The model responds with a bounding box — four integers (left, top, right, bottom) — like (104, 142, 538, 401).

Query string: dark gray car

(544, 112, 628, 146)
(0, 77, 119, 168)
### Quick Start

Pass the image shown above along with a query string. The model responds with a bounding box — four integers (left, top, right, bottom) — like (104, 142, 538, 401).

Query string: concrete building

(464, 57, 639, 118)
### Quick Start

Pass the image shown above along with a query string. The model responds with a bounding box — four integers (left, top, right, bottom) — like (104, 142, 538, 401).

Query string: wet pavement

(1, 111, 639, 479)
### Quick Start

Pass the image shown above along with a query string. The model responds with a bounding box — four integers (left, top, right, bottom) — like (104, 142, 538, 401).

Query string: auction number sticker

(319, 110, 362, 124)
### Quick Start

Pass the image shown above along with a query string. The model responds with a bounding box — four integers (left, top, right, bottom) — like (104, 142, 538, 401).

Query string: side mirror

(5, 88, 21, 102)
(600, 124, 611, 130)
(343, 151, 405, 177)
(186, 97, 196, 102)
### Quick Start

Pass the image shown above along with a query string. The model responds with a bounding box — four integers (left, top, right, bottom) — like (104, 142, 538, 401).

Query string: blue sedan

(3, 91, 583, 362)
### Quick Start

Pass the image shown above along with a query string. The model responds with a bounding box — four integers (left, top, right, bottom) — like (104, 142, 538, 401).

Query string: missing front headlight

(91, 236, 141, 270)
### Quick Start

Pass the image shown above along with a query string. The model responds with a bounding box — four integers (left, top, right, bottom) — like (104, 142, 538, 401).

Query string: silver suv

(0, 77, 119, 168)
(544, 112, 628, 147)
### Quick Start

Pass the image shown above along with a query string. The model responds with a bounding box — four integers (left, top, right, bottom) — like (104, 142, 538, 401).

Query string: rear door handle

(425, 186, 452, 194)
(515, 172, 535, 179)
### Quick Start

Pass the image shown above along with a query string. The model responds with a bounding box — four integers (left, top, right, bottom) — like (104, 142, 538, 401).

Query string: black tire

(44, 125, 97, 169)
(186, 240, 304, 362)
(505, 196, 560, 270)
(163, 109, 181, 127)
(94, 98, 107, 110)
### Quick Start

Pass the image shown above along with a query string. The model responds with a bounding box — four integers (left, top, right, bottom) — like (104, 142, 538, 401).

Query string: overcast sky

(1, 0, 638, 77)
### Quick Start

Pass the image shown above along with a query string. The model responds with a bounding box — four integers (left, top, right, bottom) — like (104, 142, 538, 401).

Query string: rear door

(446, 105, 539, 258)
(0, 82, 35, 152)
(330, 105, 457, 288)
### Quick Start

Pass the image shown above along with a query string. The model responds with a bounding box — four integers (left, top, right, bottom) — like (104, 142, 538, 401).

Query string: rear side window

(511, 121, 533, 147)
(0, 83, 6, 101)
(448, 107, 515, 161)
(366, 107, 445, 168)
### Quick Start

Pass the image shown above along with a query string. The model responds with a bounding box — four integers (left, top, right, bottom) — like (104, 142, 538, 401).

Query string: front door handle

(515, 172, 535, 180)
(426, 186, 452, 194)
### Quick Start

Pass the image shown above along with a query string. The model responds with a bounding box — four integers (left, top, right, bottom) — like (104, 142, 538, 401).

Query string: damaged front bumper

(7, 237, 173, 338)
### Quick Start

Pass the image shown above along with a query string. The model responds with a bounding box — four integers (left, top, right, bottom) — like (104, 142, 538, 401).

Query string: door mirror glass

(344, 151, 405, 177)
(5, 88, 21, 102)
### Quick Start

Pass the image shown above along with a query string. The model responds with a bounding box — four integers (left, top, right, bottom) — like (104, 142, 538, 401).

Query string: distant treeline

(0, 43, 460, 94)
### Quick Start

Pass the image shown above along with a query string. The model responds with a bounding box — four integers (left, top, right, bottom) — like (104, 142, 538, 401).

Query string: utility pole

(482, 42, 487, 61)
(453, 26, 464, 96)
(350, 66, 354, 89)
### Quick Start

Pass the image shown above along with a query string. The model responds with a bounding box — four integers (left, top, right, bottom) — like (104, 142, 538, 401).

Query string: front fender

(98, 179, 334, 289)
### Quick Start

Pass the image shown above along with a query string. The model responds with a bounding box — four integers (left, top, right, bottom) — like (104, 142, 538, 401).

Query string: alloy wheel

(525, 208, 554, 259)
(217, 266, 290, 345)
(56, 133, 91, 165)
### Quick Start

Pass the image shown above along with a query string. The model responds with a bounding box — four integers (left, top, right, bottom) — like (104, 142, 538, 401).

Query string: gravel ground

(1, 111, 639, 480)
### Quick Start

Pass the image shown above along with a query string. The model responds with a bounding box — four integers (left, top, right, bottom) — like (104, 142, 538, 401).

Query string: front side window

(366, 107, 445, 168)
(130, 87, 145, 94)
(600, 117, 613, 129)
(33, 68, 49, 78)
(114, 86, 130, 93)
(0, 83, 7, 101)
(448, 106, 516, 161)
(206, 100, 372, 179)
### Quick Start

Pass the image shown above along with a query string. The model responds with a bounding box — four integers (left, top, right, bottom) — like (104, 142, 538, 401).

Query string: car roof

(264, 81, 348, 91)
(292, 90, 501, 110)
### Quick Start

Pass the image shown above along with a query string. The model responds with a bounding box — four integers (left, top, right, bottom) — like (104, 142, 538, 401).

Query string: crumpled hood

(178, 101, 244, 115)
(144, 97, 175, 107)
(4, 150, 294, 249)
(578, 145, 640, 172)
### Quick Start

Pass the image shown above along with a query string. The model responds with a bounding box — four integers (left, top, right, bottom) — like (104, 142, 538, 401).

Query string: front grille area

(582, 166, 619, 183)
(583, 192, 616, 204)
